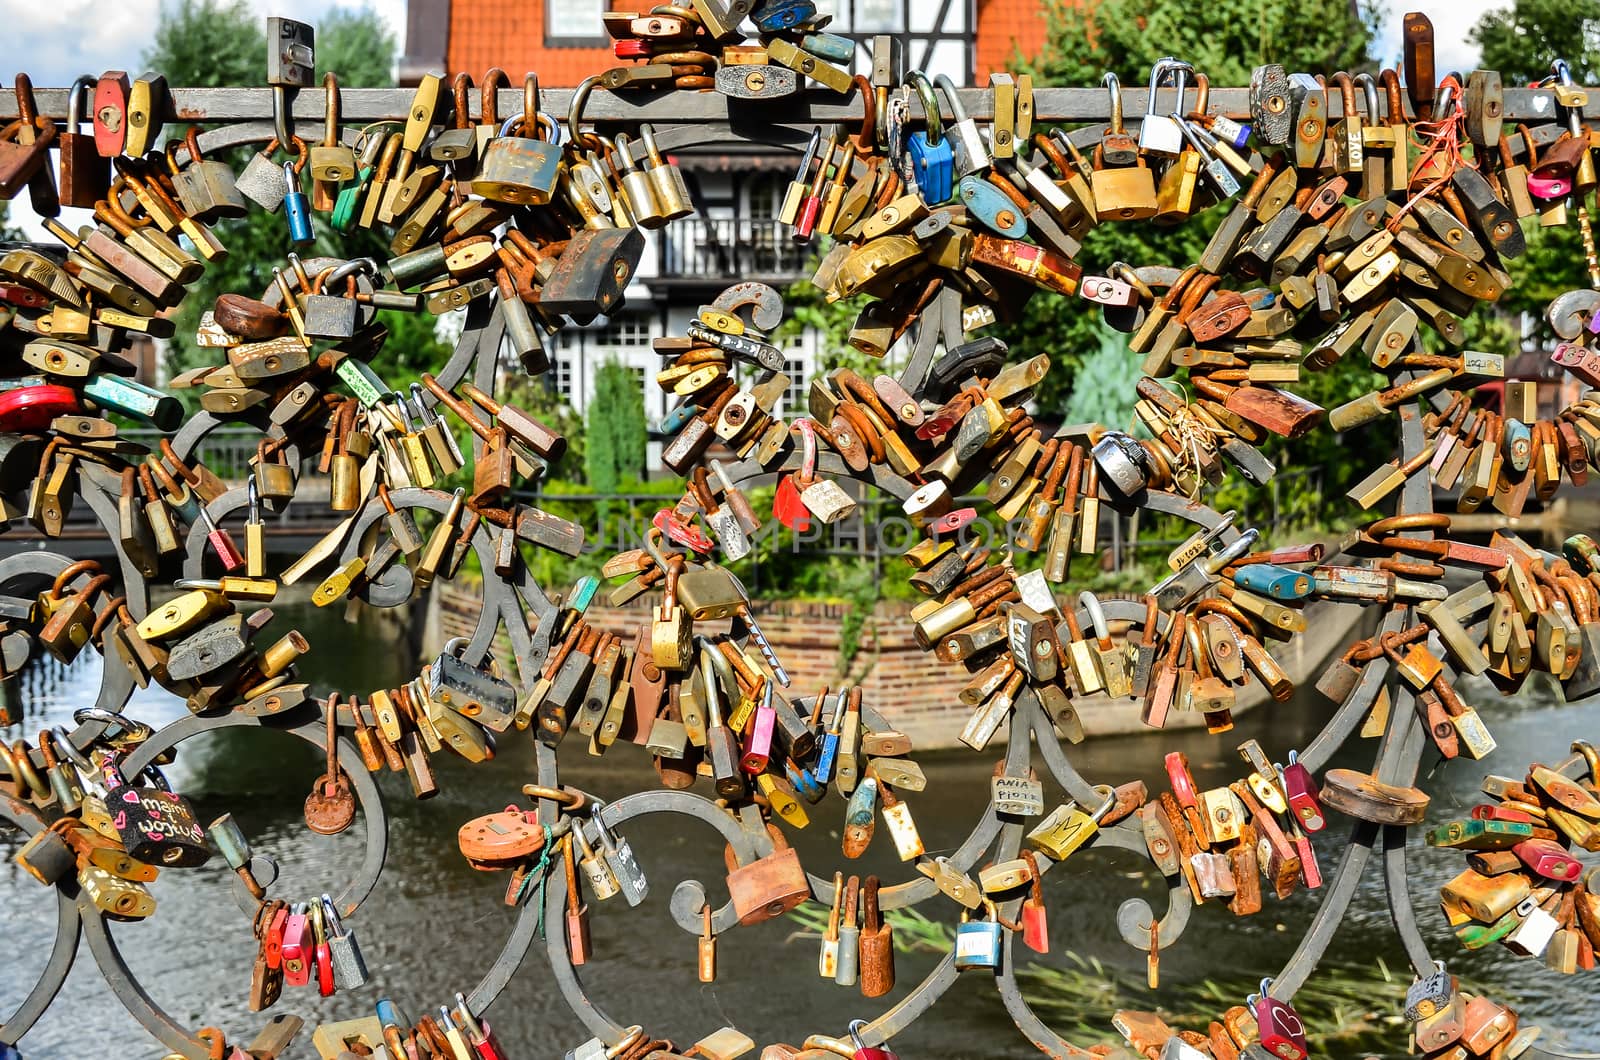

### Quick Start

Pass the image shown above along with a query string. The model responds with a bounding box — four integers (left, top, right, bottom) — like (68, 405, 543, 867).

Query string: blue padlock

(954, 899, 1003, 970)
(786, 760, 826, 804)
(752, 0, 815, 32)
(813, 690, 845, 784)
(0, 1043, 21, 1060)
(905, 72, 954, 205)
(1232, 562, 1312, 601)
(958, 175, 1027, 238)
(283, 160, 313, 244)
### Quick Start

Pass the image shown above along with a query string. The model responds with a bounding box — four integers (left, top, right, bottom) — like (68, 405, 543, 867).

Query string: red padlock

(0, 283, 47, 308)
(1472, 803, 1536, 824)
(198, 508, 244, 572)
(614, 39, 652, 59)
(1250, 978, 1309, 1060)
(1164, 751, 1198, 807)
(92, 71, 131, 157)
(0, 384, 80, 433)
(849, 1019, 899, 1060)
(456, 993, 506, 1060)
(930, 507, 978, 536)
(1281, 751, 1325, 833)
(264, 904, 288, 969)
(1020, 850, 1049, 954)
(1514, 837, 1584, 881)
(652, 507, 714, 554)
(314, 904, 335, 996)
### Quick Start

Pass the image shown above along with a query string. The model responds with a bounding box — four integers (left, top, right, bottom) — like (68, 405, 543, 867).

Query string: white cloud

(0, 0, 405, 240)
(0, 0, 405, 90)
(1374, 3, 1501, 78)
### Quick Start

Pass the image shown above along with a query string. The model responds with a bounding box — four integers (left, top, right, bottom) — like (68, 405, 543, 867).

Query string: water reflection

(1, 601, 1598, 1058)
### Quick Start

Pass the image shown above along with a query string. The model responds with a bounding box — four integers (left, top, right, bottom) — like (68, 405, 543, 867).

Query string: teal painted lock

(959, 175, 1027, 237)
(83, 373, 183, 430)
(658, 403, 700, 434)
(954, 898, 1003, 969)
(566, 575, 599, 615)
(800, 31, 855, 64)
(905, 72, 953, 205)
(1232, 563, 1312, 601)
(1503, 418, 1532, 472)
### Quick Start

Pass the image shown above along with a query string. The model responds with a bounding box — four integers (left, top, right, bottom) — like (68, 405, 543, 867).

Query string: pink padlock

(1281, 751, 1325, 833)
(1526, 172, 1572, 200)
(740, 683, 776, 774)
(849, 1019, 899, 1060)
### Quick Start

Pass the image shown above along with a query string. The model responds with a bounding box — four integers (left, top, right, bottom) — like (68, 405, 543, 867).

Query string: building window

(546, 0, 606, 45)
(552, 358, 574, 399)
(813, 0, 904, 33)
(781, 359, 806, 416)
(854, 0, 902, 32)
(592, 314, 652, 349)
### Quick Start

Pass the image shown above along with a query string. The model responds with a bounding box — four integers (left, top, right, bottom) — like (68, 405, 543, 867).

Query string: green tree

(1009, 0, 1383, 410)
(1466, 1, 1600, 362)
(0, 203, 24, 241)
(1062, 323, 1142, 429)
(147, 0, 421, 393)
(1470, 0, 1600, 83)
(584, 360, 647, 492)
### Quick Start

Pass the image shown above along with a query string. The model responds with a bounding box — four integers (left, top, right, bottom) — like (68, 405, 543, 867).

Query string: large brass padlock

(676, 564, 745, 621)
(471, 76, 562, 205)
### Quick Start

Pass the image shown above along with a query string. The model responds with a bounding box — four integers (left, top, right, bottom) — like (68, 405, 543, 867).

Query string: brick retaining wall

(428, 586, 1363, 749)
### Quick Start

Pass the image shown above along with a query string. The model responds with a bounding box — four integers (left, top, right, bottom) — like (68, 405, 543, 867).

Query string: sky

(0, 0, 406, 92)
(0, 0, 1507, 240)
(0, 0, 1504, 104)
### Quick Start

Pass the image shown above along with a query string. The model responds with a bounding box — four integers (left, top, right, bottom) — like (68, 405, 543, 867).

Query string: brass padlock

(652, 551, 692, 671)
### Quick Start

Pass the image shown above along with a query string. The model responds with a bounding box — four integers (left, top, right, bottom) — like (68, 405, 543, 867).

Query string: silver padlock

(591, 806, 648, 907)
(1138, 58, 1189, 155)
(320, 894, 370, 990)
(235, 147, 290, 213)
(1092, 430, 1152, 495)
(934, 73, 991, 175)
(1505, 896, 1560, 956)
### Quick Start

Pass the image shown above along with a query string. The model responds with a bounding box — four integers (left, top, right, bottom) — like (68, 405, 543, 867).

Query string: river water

(2, 600, 1599, 1059)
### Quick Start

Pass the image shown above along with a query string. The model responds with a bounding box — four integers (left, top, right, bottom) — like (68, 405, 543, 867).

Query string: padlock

(725, 824, 810, 925)
(953, 898, 1003, 970)
(1248, 978, 1307, 1060)
(848, 1020, 898, 1060)
(430, 637, 517, 732)
(905, 73, 954, 204)
(472, 78, 562, 204)
(591, 807, 648, 907)
(1404, 960, 1455, 1022)
(59, 75, 109, 208)
(1027, 784, 1116, 860)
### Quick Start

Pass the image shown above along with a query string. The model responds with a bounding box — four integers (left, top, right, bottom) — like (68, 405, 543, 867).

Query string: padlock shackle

(1354, 71, 1380, 120)
(1102, 72, 1124, 134)
(67, 74, 95, 127)
(322, 71, 341, 147)
(905, 71, 943, 145)
(567, 74, 603, 151)
(932, 73, 967, 124)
